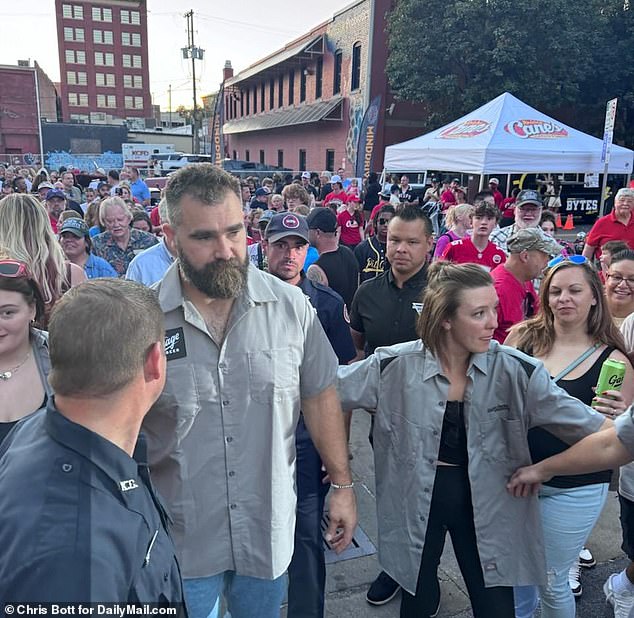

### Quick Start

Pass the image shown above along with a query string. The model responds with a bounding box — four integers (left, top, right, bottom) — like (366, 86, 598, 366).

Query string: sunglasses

(0, 260, 29, 278)
(377, 218, 391, 225)
(547, 254, 587, 269)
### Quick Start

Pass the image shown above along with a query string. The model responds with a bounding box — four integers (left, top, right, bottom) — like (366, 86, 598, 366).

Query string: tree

(386, 0, 634, 146)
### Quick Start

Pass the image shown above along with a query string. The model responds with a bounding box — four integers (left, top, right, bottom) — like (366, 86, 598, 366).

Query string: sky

(0, 0, 349, 111)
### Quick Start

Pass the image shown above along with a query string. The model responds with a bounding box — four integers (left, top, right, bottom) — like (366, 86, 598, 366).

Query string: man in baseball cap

(488, 178, 504, 207)
(262, 211, 356, 617)
(491, 188, 545, 253)
(44, 189, 67, 233)
(491, 227, 563, 342)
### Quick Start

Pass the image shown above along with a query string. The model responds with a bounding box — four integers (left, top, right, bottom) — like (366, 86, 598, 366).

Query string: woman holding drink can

(505, 254, 634, 617)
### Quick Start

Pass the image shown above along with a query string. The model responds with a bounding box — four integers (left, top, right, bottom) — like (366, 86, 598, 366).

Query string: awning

(225, 35, 324, 87)
(223, 97, 343, 135)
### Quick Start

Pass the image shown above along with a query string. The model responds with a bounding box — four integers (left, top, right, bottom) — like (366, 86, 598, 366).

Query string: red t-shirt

(440, 189, 456, 207)
(150, 205, 161, 227)
(586, 211, 634, 258)
(324, 190, 349, 206)
(48, 213, 59, 234)
(500, 197, 516, 219)
(337, 210, 363, 246)
(441, 238, 506, 271)
(492, 189, 504, 208)
(491, 265, 539, 343)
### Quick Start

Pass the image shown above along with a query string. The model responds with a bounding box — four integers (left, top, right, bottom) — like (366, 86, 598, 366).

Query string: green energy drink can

(594, 358, 626, 400)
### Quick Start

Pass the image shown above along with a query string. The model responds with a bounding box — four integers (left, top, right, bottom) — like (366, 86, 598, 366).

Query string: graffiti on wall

(45, 150, 123, 173)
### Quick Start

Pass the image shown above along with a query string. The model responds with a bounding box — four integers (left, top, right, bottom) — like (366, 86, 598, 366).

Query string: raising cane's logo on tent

(505, 119, 568, 139)
(438, 119, 490, 139)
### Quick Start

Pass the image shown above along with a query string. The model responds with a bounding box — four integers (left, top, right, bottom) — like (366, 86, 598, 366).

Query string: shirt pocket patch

(248, 348, 298, 404)
(478, 417, 525, 464)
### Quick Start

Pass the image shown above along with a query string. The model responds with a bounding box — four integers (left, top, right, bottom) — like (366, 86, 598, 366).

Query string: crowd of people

(1, 159, 634, 618)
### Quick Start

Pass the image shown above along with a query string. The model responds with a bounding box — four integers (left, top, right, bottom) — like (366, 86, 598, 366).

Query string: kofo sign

(504, 119, 568, 139)
(438, 119, 490, 139)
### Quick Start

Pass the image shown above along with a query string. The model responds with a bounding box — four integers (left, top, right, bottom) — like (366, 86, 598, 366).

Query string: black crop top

(527, 346, 614, 489)
(438, 401, 468, 466)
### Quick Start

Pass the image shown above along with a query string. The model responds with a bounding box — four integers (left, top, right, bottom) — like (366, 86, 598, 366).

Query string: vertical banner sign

(599, 98, 618, 217)
(355, 95, 382, 179)
(211, 85, 225, 167)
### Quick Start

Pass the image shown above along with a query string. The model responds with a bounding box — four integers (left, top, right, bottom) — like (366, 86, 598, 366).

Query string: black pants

(400, 466, 515, 618)
(287, 415, 329, 618)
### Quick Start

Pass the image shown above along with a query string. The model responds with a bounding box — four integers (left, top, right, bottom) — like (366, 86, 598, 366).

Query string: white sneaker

(579, 546, 596, 568)
(569, 559, 582, 597)
(604, 573, 634, 618)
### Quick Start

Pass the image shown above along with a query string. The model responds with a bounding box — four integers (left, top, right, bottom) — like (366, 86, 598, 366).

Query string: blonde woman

(0, 194, 86, 328)
(433, 203, 474, 259)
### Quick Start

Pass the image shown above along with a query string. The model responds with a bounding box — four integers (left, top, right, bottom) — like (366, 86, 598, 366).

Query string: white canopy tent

(383, 92, 633, 175)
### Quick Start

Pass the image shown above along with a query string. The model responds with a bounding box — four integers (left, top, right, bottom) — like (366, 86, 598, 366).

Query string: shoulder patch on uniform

(165, 327, 186, 361)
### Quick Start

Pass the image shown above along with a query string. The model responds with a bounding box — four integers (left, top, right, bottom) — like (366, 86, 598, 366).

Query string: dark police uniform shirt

(313, 246, 359, 311)
(349, 265, 428, 355)
(0, 401, 184, 607)
(298, 274, 356, 365)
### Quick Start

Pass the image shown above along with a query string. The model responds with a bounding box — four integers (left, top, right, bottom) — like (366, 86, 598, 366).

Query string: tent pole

(478, 174, 485, 191)
(506, 173, 511, 198)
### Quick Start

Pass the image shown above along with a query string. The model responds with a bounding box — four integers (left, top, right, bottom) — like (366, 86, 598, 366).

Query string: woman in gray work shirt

(336, 262, 610, 618)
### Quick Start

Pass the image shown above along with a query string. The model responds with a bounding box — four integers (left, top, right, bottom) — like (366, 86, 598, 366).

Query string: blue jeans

(287, 415, 330, 618)
(184, 571, 287, 618)
(514, 483, 608, 618)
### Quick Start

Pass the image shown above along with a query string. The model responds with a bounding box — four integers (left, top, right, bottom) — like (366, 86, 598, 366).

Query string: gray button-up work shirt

(336, 339, 605, 594)
(144, 262, 338, 579)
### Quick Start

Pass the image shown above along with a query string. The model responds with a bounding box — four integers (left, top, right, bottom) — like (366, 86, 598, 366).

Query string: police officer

(0, 279, 184, 607)
(262, 212, 356, 618)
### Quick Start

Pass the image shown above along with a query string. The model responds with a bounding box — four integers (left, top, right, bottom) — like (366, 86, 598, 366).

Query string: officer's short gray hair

(616, 188, 634, 201)
(48, 279, 164, 397)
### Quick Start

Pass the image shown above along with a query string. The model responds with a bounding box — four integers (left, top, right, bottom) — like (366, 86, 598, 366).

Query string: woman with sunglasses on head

(505, 255, 634, 618)
(605, 249, 634, 328)
(0, 194, 86, 329)
(337, 262, 612, 618)
(0, 254, 52, 446)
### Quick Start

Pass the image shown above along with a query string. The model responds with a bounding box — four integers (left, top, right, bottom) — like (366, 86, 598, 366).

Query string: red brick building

(0, 62, 59, 160)
(55, 0, 152, 125)
(218, 0, 426, 175)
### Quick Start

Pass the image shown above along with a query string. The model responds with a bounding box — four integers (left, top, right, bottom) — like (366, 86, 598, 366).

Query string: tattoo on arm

(307, 265, 328, 286)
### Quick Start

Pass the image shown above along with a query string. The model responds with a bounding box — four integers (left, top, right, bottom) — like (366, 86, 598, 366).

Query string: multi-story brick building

(55, 0, 152, 125)
(0, 61, 59, 161)
(218, 0, 425, 175)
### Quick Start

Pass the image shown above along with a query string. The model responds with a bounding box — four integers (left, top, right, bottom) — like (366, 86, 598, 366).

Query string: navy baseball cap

(46, 189, 66, 201)
(306, 207, 337, 233)
(59, 218, 89, 237)
(264, 213, 309, 244)
(255, 187, 270, 197)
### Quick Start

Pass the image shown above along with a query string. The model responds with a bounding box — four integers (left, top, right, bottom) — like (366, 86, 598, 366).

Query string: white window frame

(124, 96, 134, 109)
(122, 54, 131, 68)
(121, 32, 130, 46)
(97, 94, 106, 108)
(62, 4, 72, 18)
(132, 55, 142, 68)
(131, 33, 141, 47)
(134, 96, 143, 109)
(133, 75, 142, 89)
(104, 52, 114, 66)
(130, 11, 140, 25)
(107, 95, 116, 108)
(68, 92, 78, 106)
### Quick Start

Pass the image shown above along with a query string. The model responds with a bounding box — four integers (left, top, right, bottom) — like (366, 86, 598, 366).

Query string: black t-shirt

(304, 184, 319, 199)
(527, 346, 613, 488)
(314, 246, 359, 310)
(349, 265, 428, 355)
(318, 183, 333, 201)
(364, 181, 381, 211)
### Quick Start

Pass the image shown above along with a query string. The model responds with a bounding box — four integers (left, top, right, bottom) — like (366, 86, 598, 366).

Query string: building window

(260, 83, 265, 112)
(121, 32, 142, 46)
(96, 73, 115, 87)
(124, 74, 142, 89)
(69, 92, 88, 107)
(300, 68, 307, 103)
(277, 149, 284, 168)
(121, 9, 140, 24)
(326, 149, 335, 172)
(97, 94, 106, 108)
(93, 30, 113, 44)
(125, 95, 134, 109)
(65, 49, 86, 64)
(333, 51, 342, 95)
(245, 150, 250, 162)
(92, 7, 112, 21)
(66, 71, 76, 85)
(77, 72, 87, 85)
(288, 70, 295, 105)
(62, 5, 83, 19)
(269, 79, 274, 110)
(64, 27, 84, 41)
(108, 95, 116, 108)
(95, 52, 114, 67)
(299, 149, 306, 172)
(98, 94, 116, 108)
(122, 32, 130, 45)
(133, 55, 142, 68)
(70, 114, 89, 123)
(259, 150, 265, 164)
(278, 75, 283, 108)
(315, 57, 323, 99)
(68, 92, 78, 106)
(68, 71, 87, 86)
(134, 96, 143, 109)
(351, 42, 362, 91)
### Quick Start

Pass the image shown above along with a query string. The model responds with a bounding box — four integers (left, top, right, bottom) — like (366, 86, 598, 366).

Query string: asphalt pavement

(313, 412, 627, 618)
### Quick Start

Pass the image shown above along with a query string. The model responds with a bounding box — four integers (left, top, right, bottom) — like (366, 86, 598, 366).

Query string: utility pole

(182, 11, 204, 154)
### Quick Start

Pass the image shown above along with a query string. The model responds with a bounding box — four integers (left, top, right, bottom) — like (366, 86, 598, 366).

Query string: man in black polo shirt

(0, 280, 184, 607)
(349, 206, 433, 606)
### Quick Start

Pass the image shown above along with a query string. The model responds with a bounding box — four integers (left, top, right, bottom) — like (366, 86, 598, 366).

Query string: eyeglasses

(607, 274, 634, 288)
(378, 218, 391, 225)
(547, 254, 587, 269)
(0, 260, 29, 278)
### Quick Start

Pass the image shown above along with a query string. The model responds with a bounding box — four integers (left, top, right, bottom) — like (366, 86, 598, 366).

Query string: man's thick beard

(179, 251, 249, 299)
